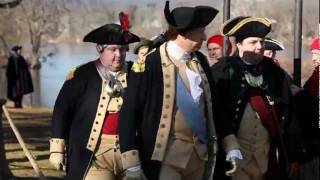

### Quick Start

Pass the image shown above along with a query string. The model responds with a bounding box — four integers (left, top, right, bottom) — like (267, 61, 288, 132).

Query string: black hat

(221, 16, 272, 40)
(164, 1, 218, 31)
(11, 45, 22, 52)
(133, 38, 152, 54)
(264, 37, 285, 51)
(83, 24, 140, 45)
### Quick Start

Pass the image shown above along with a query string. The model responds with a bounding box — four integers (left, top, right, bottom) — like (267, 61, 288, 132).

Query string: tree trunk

(0, 99, 14, 180)
(29, 50, 41, 107)
(0, 67, 7, 99)
(29, 68, 41, 107)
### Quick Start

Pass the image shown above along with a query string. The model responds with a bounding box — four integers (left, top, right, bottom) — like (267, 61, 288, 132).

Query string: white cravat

(167, 41, 203, 103)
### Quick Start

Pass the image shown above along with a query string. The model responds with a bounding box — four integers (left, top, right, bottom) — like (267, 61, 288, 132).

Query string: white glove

(126, 166, 147, 180)
(225, 149, 243, 176)
(49, 152, 66, 171)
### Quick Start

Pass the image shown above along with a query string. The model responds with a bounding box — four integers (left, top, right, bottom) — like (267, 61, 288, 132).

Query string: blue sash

(176, 74, 208, 143)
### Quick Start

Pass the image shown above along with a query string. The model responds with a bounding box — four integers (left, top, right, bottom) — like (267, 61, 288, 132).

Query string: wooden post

(0, 99, 14, 180)
(223, 0, 231, 56)
(293, 0, 303, 87)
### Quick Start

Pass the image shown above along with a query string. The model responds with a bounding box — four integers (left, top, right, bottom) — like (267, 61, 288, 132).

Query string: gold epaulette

(66, 67, 77, 80)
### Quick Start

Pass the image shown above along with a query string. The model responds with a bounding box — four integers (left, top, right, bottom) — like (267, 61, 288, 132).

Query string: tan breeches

(233, 158, 265, 180)
(159, 149, 205, 180)
(84, 135, 125, 180)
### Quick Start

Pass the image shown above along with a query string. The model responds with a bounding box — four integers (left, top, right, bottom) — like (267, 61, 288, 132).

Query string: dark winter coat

(6, 53, 33, 100)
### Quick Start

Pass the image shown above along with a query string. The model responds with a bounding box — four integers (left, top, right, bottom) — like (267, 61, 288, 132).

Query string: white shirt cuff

(226, 149, 243, 160)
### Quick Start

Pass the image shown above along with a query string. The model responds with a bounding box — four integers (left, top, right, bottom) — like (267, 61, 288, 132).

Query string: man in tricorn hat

(211, 16, 300, 180)
(6, 45, 33, 108)
(263, 37, 285, 65)
(119, 1, 219, 180)
(49, 23, 139, 180)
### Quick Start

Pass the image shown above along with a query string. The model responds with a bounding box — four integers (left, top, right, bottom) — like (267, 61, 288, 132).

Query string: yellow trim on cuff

(121, 150, 141, 169)
(49, 138, 65, 153)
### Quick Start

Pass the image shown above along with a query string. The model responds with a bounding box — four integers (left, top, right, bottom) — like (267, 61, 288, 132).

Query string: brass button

(165, 104, 170, 109)
(165, 94, 170, 99)
(98, 113, 101, 116)
(95, 121, 99, 124)
(100, 104, 104, 108)
(160, 124, 166, 128)
(122, 80, 126, 83)
(132, 151, 137, 155)
(102, 97, 106, 100)
(93, 129, 97, 132)
(156, 143, 161, 148)
(165, 84, 170, 88)
(162, 63, 167, 66)
(91, 138, 94, 141)
(165, 74, 170, 78)
(163, 114, 168, 119)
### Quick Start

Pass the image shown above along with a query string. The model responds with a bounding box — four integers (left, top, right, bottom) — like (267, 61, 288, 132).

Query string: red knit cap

(310, 37, 319, 51)
(207, 34, 232, 54)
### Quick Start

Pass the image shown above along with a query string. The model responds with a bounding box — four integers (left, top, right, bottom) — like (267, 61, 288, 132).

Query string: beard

(241, 51, 264, 64)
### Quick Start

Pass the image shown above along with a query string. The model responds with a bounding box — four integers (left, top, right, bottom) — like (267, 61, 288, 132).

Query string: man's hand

(126, 166, 147, 180)
(49, 152, 66, 171)
(225, 149, 243, 176)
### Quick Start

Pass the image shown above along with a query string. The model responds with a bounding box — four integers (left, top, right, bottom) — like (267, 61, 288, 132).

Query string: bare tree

(16, 0, 63, 68)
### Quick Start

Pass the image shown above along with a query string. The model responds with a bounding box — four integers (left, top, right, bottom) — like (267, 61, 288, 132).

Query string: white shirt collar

(167, 41, 191, 61)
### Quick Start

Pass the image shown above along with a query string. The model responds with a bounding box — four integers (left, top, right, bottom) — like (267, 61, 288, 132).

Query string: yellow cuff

(49, 138, 65, 153)
(222, 134, 240, 153)
(121, 150, 141, 169)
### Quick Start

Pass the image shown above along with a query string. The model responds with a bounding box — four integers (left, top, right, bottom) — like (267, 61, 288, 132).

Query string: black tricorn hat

(83, 24, 140, 45)
(164, 1, 218, 31)
(221, 16, 272, 40)
(11, 45, 22, 52)
(133, 38, 153, 54)
(264, 37, 285, 51)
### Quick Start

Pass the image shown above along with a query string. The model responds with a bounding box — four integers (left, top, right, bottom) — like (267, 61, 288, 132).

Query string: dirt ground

(2, 106, 65, 180)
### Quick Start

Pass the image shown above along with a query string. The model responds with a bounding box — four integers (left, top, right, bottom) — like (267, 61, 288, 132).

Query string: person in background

(119, 1, 219, 180)
(206, 34, 231, 66)
(294, 37, 319, 180)
(6, 45, 33, 108)
(263, 37, 285, 66)
(211, 16, 300, 180)
(131, 38, 152, 73)
(263, 37, 300, 95)
(134, 38, 152, 62)
(49, 23, 139, 180)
